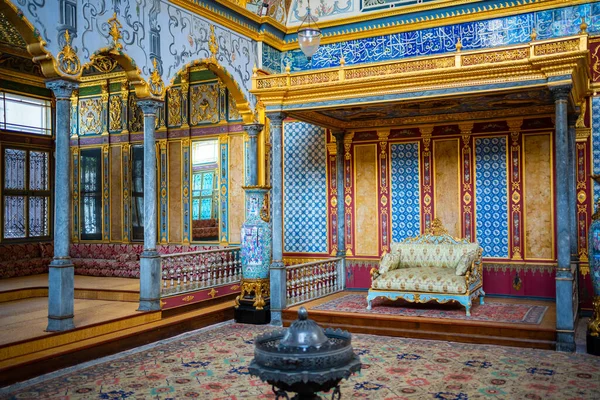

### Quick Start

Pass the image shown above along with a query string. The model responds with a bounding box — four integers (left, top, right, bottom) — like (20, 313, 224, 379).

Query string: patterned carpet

(312, 294, 548, 324)
(2, 321, 600, 399)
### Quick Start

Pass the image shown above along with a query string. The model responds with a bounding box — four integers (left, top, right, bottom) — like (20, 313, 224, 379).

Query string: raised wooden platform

(0, 275, 236, 387)
(283, 291, 557, 350)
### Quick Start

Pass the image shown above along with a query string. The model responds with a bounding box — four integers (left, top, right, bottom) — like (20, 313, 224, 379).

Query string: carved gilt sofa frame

(367, 219, 485, 316)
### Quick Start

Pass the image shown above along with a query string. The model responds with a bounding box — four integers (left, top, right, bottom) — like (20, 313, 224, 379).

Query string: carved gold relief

(533, 39, 579, 56)
(129, 96, 143, 132)
(57, 30, 81, 76)
(461, 48, 528, 66)
(167, 87, 182, 126)
(228, 92, 242, 120)
(235, 279, 270, 310)
(148, 58, 165, 97)
(209, 25, 219, 60)
(109, 95, 122, 131)
(89, 54, 119, 74)
(108, 13, 123, 51)
(79, 98, 102, 135)
(190, 83, 219, 125)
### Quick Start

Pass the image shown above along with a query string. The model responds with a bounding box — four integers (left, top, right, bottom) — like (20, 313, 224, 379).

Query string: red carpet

(312, 294, 548, 324)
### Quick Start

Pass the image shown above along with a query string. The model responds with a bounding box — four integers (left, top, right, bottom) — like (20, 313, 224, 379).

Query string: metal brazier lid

(279, 307, 328, 350)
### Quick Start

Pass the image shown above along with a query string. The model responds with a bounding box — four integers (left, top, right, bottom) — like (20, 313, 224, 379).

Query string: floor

(0, 274, 139, 292)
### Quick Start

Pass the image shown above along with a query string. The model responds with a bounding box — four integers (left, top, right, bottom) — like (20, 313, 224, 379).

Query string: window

(0, 92, 52, 135)
(131, 145, 144, 241)
(80, 148, 102, 240)
(2, 147, 51, 240)
(191, 140, 219, 241)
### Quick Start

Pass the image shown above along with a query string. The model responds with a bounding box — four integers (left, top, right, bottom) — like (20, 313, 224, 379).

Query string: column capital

(507, 118, 523, 133)
(46, 79, 79, 100)
(266, 112, 287, 125)
(138, 99, 164, 115)
(550, 85, 572, 101)
(332, 129, 346, 142)
(243, 123, 264, 137)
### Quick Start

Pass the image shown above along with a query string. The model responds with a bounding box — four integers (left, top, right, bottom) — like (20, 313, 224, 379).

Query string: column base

(234, 298, 271, 325)
(137, 298, 161, 311)
(270, 310, 283, 327)
(556, 331, 576, 352)
(46, 315, 75, 332)
(587, 334, 600, 356)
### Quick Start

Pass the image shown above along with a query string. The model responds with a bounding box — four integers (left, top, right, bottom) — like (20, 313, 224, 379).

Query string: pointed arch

(168, 59, 255, 124)
(0, 0, 58, 78)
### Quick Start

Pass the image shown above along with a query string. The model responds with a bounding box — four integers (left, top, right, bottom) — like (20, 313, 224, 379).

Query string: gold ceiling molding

(252, 34, 590, 113)
(171, 0, 593, 51)
(289, 105, 556, 130)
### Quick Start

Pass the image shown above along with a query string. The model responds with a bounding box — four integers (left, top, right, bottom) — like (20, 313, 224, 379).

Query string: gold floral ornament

(148, 58, 165, 97)
(108, 13, 123, 52)
(57, 30, 81, 76)
(209, 25, 219, 61)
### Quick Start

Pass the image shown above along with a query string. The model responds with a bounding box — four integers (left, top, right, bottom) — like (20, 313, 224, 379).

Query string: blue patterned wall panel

(593, 96, 600, 207)
(390, 142, 421, 242)
(284, 3, 598, 72)
(283, 122, 328, 253)
(262, 43, 283, 74)
(474, 137, 509, 258)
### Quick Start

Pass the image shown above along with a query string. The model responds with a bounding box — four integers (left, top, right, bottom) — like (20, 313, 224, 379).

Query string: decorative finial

(340, 56, 345, 67)
(209, 25, 219, 60)
(285, 63, 291, 73)
(148, 58, 165, 97)
(455, 38, 462, 52)
(57, 29, 81, 76)
(530, 28, 537, 41)
(252, 63, 258, 77)
(298, 307, 308, 320)
(580, 17, 588, 34)
(108, 13, 123, 51)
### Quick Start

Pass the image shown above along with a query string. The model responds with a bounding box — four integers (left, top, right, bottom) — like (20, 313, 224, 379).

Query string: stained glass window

(80, 148, 102, 240)
(191, 139, 219, 241)
(131, 145, 144, 241)
(2, 147, 51, 240)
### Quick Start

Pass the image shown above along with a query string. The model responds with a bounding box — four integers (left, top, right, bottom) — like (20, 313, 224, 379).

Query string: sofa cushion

(455, 250, 478, 276)
(379, 251, 401, 275)
(372, 266, 467, 294)
(397, 242, 479, 269)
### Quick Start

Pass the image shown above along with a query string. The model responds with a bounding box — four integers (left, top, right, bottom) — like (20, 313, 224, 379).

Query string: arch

(0, 0, 58, 79)
(81, 48, 152, 99)
(167, 59, 255, 124)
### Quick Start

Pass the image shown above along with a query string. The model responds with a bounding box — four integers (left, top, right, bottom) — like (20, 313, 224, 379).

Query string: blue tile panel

(284, 3, 597, 71)
(593, 96, 600, 206)
(474, 137, 509, 258)
(262, 43, 283, 74)
(390, 142, 421, 242)
(283, 122, 328, 253)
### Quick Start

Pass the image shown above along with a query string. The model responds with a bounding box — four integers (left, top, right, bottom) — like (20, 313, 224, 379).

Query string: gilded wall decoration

(129, 96, 144, 133)
(88, 55, 119, 74)
(109, 95, 123, 132)
(190, 83, 219, 125)
(167, 87, 182, 127)
(227, 92, 242, 121)
(78, 97, 102, 135)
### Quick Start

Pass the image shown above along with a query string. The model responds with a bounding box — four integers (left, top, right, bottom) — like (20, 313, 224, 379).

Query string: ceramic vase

(240, 188, 272, 280)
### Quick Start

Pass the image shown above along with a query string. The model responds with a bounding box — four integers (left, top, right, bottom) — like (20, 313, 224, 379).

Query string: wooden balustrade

(161, 247, 241, 296)
(286, 258, 344, 307)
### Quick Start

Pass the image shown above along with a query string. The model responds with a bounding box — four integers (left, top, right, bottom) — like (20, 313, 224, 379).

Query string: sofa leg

(465, 303, 471, 317)
(366, 299, 372, 310)
(479, 295, 485, 305)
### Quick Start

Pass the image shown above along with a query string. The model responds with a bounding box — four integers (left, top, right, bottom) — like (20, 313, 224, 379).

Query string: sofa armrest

(370, 267, 380, 280)
(464, 249, 483, 286)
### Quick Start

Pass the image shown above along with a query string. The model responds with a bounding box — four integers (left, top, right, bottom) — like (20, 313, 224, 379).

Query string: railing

(286, 258, 344, 307)
(161, 247, 242, 296)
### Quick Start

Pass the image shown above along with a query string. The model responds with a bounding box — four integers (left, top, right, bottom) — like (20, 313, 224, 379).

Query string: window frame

(0, 90, 53, 136)
(190, 138, 220, 243)
(1, 144, 53, 242)
(79, 147, 103, 241)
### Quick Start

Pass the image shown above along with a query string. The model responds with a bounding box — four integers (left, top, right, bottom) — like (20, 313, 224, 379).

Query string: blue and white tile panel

(283, 122, 328, 253)
(390, 142, 421, 242)
(474, 137, 509, 258)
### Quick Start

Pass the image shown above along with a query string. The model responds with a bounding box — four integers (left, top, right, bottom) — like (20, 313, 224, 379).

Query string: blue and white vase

(240, 187, 272, 280)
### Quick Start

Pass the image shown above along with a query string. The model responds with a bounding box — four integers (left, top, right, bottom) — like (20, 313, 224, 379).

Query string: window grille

(80, 148, 102, 240)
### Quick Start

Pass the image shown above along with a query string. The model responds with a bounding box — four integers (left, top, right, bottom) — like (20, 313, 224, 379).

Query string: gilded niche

(109, 95, 122, 131)
(190, 83, 219, 125)
(167, 87, 182, 127)
(78, 97, 102, 135)
(228, 92, 241, 121)
(129, 96, 144, 133)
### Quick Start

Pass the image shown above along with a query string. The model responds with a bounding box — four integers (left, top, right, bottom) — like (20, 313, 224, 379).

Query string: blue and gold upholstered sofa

(367, 219, 484, 316)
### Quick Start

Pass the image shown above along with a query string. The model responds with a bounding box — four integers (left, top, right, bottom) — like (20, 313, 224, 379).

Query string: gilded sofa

(367, 219, 484, 316)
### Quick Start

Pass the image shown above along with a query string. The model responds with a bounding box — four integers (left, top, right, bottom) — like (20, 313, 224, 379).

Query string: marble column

(267, 112, 286, 326)
(552, 85, 575, 352)
(332, 130, 347, 288)
(568, 114, 579, 310)
(137, 99, 164, 312)
(46, 79, 78, 332)
(244, 124, 264, 186)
